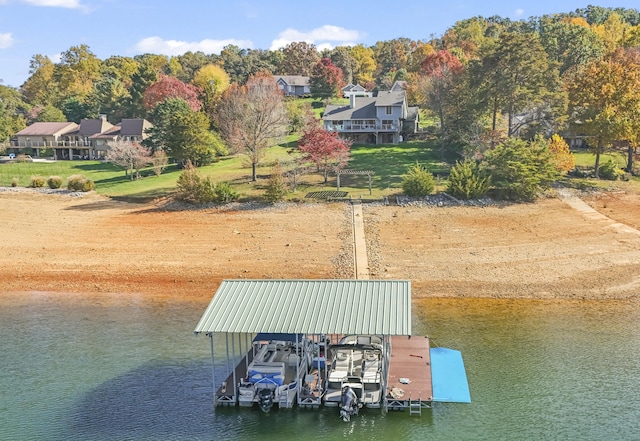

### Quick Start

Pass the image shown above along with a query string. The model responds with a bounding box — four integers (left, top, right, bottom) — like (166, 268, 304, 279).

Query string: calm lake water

(1, 291, 639, 440)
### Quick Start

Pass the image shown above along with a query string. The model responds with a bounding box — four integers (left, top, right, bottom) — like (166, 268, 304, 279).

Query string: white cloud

(0, 32, 14, 48)
(515, 8, 524, 17)
(132, 36, 253, 56)
(270, 25, 365, 50)
(22, 0, 83, 8)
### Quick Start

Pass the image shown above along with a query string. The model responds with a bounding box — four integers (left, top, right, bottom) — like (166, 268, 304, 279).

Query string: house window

(385, 106, 392, 114)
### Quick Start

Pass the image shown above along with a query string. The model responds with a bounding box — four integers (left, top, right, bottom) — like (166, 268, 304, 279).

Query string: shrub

(264, 161, 288, 203)
(482, 138, 560, 201)
(11, 177, 19, 187)
(47, 176, 63, 189)
(447, 160, 490, 200)
(598, 159, 623, 181)
(401, 162, 435, 197)
(67, 174, 95, 192)
(214, 182, 239, 203)
(176, 164, 238, 204)
(29, 175, 46, 188)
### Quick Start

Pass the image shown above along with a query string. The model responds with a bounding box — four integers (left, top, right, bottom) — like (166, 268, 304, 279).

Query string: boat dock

(387, 336, 433, 412)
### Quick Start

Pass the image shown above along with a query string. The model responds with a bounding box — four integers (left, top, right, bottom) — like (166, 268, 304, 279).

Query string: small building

(274, 75, 310, 97)
(342, 83, 372, 99)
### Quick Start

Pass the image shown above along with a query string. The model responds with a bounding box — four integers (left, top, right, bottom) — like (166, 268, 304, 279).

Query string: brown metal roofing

(15, 122, 78, 137)
(194, 279, 412, 336)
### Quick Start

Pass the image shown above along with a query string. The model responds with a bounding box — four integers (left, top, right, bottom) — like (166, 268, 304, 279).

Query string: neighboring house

(274, 75, 310, 97)
(12, 122, 79, 156)
(323, 89, 419, 144)
(10, 116, 152, 160)
(342, 83, 372, 99)
(90, 118, 153, 159)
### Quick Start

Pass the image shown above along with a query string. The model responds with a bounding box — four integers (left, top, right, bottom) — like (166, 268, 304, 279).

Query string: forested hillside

(2, 4, 640, 175)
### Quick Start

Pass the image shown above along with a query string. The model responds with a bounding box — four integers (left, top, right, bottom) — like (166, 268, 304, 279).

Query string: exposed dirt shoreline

(2, 188, 640, 301)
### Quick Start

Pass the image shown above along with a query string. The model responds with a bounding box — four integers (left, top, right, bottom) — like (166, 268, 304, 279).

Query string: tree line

(1, 4, 640, 179)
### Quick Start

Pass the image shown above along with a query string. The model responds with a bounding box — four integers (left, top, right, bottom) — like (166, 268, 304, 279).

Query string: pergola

(336, 169, 375, 195)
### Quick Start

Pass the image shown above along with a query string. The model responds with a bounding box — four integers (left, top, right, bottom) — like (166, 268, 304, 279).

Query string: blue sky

(0, 0, 638, 88)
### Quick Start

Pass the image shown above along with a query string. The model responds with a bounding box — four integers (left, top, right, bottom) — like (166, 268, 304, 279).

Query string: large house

(10, 116, 152, 160)
(322, 89, 419, 144)
(274, 75, 310, 97)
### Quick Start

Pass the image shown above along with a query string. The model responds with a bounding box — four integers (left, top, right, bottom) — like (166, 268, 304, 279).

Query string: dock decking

(387, 336, 433, 411)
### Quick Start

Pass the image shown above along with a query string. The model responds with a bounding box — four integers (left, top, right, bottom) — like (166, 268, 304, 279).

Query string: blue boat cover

(253, 333, 304, 342)
(430, 347, 471, 403)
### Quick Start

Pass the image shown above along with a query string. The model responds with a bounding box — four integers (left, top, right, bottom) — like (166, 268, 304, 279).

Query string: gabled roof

(323, 98, 378, 120)
(15, 122, 78, 137)
(78, 117, 114, 136)
(90, 125, 121, 139)
(194, 279, 412, 336)
(274, 75, 310, 86)
(120, 118, 153, 136)
(342, 83, 367, 92)
(391, 80, 407, 91)
(374, 90, 405, 107)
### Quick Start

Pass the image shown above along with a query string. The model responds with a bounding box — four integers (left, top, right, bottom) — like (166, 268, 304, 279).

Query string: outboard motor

(258, 388, 275, 413)
(339, 385, 359, 422)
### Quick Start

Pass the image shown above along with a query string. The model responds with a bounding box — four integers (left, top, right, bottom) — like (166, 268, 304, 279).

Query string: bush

(176, 164, 238, 204)
(598, 159, 623, 181)
(401, 162, 435, 197)
(29, 175, 46, 188)
(482, 138, 560, 201)
(67, 174, 95, 192)
(47, 176, 63, 189)
(264, 161, 288, 203)
(214, 182, 239, 203)
(447, 160, 490, 200)
(11, 177, 19, 187)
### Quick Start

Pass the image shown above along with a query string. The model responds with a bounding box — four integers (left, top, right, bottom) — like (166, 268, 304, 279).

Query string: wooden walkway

(386, 336, 433, 411)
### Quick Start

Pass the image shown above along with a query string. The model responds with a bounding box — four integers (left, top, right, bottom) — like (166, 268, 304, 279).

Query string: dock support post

(209, 333, 217, 406)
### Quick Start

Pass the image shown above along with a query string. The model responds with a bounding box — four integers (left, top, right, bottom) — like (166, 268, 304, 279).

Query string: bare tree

(105, 141, 152, 180)
(151, 150, 169, 176)
(215, 73, 289, 181)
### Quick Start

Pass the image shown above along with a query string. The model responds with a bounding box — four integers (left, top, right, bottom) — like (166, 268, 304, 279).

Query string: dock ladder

(409, 392, 422, 416)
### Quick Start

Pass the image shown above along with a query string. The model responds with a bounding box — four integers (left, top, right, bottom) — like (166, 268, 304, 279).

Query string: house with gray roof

(274, 75, 310, 97)
(342, 83, 372, 99)
(323, 90, 419, 144)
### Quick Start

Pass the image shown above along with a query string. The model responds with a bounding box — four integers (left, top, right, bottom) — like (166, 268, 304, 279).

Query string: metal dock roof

(194, 279, 411, 336)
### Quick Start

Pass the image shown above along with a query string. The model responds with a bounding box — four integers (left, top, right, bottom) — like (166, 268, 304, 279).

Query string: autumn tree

(310, 58, 345, 99)
(565, 54, 640, 177)
(280, 42, 319, 76)
(419, 50, 464, 159)
(192, 64, 230, 123)
(548, 134, 575, 173)
(54, 45, 102, 101)
(105, 141, 152, 180)
(297, 125, 351, 183)
(215, 73, 289, 181)
(350, 44, 376, 85)
(21, 54, 58, 105)
(143, 75, 202, 112)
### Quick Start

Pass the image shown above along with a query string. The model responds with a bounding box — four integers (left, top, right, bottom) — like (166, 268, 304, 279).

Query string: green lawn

(0, 139, 448, 202)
